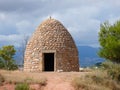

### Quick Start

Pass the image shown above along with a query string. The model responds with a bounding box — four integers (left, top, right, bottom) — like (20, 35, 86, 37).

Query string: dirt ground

(0, 71, 89, 90)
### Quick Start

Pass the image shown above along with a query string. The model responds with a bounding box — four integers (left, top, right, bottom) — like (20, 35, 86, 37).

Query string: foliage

(72, 70, 120, 90)
(98, 20, 120, 63)
(24, 77, 47, 85)
(15, 83, 29, 90)
(0, 57, 5, 69)
(101, 61, 120, 82)
(0, 45, 18, 70)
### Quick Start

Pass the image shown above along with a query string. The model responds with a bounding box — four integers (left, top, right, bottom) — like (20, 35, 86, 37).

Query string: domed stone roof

(24, 18, 79, 72)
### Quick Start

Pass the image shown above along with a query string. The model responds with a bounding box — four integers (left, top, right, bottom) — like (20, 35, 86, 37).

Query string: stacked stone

(24, 18, 79, 72)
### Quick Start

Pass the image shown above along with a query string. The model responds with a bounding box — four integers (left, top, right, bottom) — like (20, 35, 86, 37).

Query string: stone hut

(24, 18, 79, 72)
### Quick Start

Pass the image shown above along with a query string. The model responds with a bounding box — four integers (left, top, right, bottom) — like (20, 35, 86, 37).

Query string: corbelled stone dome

(24, 18, 79, 72)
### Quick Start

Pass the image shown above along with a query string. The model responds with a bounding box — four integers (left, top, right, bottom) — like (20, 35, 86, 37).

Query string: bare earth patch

(0, 83, 15, 90)
(0, 70, 89, 90)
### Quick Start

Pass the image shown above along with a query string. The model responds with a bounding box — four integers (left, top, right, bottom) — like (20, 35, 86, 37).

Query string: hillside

(78, 46, 104, 67)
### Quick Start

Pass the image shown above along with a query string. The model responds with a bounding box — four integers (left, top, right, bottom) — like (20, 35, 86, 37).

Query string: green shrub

(0, 45, 18, 70)
(0, 57, 5, 69)
(6, 60, 18, 70)
(15, 83, 29, 90)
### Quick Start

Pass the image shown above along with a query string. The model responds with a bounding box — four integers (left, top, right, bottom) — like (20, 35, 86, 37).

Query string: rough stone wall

(24, 18, 79, 72)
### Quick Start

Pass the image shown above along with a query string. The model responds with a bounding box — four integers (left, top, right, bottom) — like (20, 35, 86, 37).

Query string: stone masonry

(24, 18, 79, 72)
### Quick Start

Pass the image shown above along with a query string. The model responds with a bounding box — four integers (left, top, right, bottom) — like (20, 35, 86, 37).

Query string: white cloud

(0, 13, 5, 21)
(0, 34, 23, 47)
(0, 34, 31, 47)
(0, 0, 120, 47)
(49, 5, 101, 46)
(16, 20, 34, 34)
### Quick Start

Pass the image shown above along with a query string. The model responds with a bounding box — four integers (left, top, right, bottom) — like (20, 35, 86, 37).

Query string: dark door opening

(44, 53, 54, 71)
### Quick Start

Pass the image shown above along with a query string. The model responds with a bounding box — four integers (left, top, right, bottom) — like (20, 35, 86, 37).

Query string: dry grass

(72, 70, 120, 90)
(0, 70, 47, 86)
(0, 73, 5, 85)
(3, 69, 119, 90)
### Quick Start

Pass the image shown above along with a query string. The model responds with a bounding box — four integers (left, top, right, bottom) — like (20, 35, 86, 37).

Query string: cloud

(16, 20, 34, 34)
(0, 34, 30, 47)
(0, 13, 5, 21)
(0, 0, 120, 47)
(50, 5, 100, 46)
(0, 34, 22, 47)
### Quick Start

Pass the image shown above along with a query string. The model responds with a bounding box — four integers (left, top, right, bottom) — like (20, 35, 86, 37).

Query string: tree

(0, 57, 5, 69)
(98, 20, 120, 63)
(0, 45, 18, 70)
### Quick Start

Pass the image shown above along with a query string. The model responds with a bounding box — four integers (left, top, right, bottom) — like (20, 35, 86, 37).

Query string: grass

(1, 66, 120, 90)
(0, 70, 47, 86)
(15, 83, 29, 90)
(101, 61, 120, 82)
(0, 74, 5, 85)
(72, 70, 120, 90)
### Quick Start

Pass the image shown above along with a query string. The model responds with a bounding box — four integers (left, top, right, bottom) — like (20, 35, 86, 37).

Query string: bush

(0, 45, 18, 70)
(6, 60, 18, 70)
(72, 77, 87, 90)
(72, 70, 120, 90)
(0, 58, 5, 69)
(15, 83, 29, 90)
(101, 61, 120, 82)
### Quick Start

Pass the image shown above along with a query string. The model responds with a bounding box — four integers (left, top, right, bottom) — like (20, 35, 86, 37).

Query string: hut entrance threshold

(44, 53, 54, 71)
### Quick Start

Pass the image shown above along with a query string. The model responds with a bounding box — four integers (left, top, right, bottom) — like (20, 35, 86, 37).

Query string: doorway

(44, 53, 54, 71)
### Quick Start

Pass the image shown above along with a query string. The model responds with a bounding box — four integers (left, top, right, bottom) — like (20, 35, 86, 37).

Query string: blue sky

(0, 0, 120, 47)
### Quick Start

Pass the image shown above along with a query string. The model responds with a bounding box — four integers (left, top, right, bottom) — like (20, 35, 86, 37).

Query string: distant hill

(78, 46, 104, 67)
(14, 47, 23, 65)
(14, 46, 104, 67)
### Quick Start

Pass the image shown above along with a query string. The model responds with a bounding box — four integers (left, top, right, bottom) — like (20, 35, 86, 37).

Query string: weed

(72, 70, 120, 90)
(102, 61, 120, 82)
(15, 83, 29, 90)
(38, 77, 47, 86)
(24, 77, 33, 84)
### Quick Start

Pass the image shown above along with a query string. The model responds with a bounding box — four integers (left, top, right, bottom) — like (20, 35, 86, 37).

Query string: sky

(0, 0, 120, 48)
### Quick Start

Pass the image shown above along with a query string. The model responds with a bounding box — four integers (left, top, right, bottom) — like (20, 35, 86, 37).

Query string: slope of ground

(0, 70, 89, 90)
